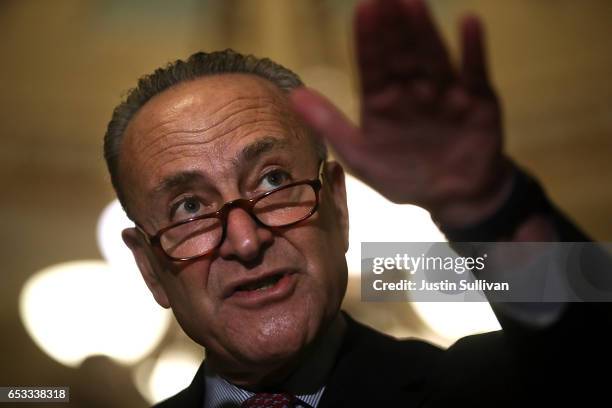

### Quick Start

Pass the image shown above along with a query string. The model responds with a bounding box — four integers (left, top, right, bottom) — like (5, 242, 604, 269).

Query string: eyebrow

(150, 136, 290, 199)
(232, 136, 289, 167)
(150, 171, 207, 199)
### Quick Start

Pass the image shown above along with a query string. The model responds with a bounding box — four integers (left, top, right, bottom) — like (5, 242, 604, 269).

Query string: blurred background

(1, 0, 611, 406)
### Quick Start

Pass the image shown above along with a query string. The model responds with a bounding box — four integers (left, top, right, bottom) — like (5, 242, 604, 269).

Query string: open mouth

(235, 273, 285, 293)
(227, 270, 297, 303)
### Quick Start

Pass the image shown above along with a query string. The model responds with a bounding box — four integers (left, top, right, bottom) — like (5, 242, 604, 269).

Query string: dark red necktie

(241, 392, 296, 408)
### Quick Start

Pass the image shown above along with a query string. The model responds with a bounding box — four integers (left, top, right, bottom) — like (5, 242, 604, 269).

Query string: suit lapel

(317, 313, 442, 408)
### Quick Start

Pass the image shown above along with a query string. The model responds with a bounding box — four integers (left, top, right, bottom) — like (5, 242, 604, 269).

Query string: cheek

(161, 259, 219, 326)
(317, 214, 349, 307)
(291, 223, 348, 311)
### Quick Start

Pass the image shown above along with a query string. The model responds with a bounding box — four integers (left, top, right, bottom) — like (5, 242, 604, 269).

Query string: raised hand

(291, 0, 514, 226)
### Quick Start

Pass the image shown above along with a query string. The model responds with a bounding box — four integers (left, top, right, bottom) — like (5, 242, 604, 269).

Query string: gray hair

(103, 49, 327, 214)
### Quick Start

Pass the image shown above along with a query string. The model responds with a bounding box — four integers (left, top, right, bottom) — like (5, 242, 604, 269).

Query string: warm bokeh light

(19, 260, 171, 367)
(412, 301, 502, 346)
(134, 347, 202, 405)
(345, 174, 446, 275)
(19, 199, 171, 368)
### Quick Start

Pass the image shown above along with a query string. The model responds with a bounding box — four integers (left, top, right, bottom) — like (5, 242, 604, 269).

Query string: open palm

(291, 0, 513, 226)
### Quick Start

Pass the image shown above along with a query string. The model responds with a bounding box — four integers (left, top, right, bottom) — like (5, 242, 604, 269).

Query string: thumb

(289, 87, 362, 167)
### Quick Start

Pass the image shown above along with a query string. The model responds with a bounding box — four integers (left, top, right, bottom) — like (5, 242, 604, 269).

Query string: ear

(122, 228, 171, 309)
(325, 161, 350, 253)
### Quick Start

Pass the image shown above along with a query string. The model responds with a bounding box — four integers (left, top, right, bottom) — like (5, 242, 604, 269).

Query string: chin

(231, 300, 322, 366)
(249, 308, 318, 364)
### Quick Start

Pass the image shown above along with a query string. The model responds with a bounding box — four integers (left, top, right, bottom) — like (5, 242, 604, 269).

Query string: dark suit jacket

(154, 204, 611, 407)
(154, 314, 441, 408)
(154, 309, 610, 407)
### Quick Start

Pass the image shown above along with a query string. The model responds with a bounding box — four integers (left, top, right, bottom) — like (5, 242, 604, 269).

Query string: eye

(259, 169, 291, 191)
(173, 196, 204, 221)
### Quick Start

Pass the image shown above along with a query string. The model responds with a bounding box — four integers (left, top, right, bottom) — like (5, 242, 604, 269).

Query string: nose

(217, 207, 273, 262)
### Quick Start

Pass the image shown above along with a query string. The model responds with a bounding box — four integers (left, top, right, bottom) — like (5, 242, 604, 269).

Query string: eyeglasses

(136, 161, 325, 261)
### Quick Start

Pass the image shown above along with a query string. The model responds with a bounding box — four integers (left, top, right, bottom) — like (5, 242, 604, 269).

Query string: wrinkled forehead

(119, 74, 314, 192)
(123, 74, 307, 158)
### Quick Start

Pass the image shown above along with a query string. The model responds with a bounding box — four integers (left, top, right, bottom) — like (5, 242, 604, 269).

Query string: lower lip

(228, 272, 298, 308)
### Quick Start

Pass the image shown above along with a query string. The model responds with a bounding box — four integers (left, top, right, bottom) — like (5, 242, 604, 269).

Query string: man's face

(119, 74, 349, 378)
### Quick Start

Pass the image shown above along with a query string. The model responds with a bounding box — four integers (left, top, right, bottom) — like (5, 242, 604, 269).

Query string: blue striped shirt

(203, 373, 325, 408)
